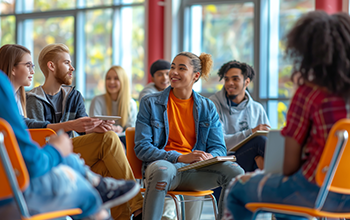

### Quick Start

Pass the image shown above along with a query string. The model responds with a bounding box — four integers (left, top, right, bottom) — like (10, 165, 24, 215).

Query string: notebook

(228, 130, 269, 152)
(177, 156, 236, 172)
(263, 130, 285, 174)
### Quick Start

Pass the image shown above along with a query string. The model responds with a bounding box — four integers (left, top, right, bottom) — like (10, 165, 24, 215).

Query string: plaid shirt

(281, 84, 347, 182)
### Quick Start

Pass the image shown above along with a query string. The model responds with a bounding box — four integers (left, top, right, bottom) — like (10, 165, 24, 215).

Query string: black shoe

(95, 177, 140, 209)
(132, 213, 142, 220)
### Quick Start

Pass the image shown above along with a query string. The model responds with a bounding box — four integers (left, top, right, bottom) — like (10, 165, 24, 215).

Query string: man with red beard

(25, 43, 143, 220)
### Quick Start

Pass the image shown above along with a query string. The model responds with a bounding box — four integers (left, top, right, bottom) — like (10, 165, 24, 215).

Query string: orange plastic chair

(245, 118, 350, 219)
(125, 127, 218, 220)
(27, 128, 56, 147)
(0, 119, 82, 220)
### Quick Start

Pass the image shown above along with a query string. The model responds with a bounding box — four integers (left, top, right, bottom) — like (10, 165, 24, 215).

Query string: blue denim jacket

(135, 86, 227, 167)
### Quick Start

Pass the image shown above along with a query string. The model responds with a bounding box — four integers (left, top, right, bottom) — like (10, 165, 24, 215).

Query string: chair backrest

(28, 128, 56, 147)
(125, 127, 143, 179)
(0, 118, 29, 200)
(316, 118, 350, 194)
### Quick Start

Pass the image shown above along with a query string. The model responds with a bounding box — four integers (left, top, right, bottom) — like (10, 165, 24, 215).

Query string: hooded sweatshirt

(209, 87, 269, 151)
(26, 85, 88, 137)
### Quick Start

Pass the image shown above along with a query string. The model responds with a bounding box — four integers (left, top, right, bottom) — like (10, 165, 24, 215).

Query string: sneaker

(95, 177, 140, 209)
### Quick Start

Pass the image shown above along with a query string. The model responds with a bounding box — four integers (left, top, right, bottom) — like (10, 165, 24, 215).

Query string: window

(84, 9, 113, 98)
(179, 0, 314, 128)
(265, 0, 314, 128)
(23, 0, 76, 12)
(183, 2, 255, 95)
(0, 0, 145, 104)
(29, 17, 75, 88)
(0, 0, 15, 14)
(0, 15, 15, 45)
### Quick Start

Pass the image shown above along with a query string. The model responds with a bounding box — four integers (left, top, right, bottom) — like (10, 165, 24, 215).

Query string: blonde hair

(0, 44, 31, 117)
(176, 52, 213, 81)
(104, 66, 131, 127)
(38, 43, 70, 77)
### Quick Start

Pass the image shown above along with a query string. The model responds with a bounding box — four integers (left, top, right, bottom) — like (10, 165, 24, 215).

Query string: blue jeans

(143, 160, 244, 220)
(226, 169, 350, 220)
(220, 136, 266, 208)
(235, 136, 266, 172)
(23, 154, 102, 219)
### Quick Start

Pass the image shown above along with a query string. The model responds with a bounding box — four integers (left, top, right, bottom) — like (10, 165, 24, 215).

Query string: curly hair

(217, 60, 255, 81)
(176, 52, 213, 81)
(286, 11, 350, 98)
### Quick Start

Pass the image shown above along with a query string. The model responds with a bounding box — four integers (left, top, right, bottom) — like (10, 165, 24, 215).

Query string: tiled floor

(200, 200, 215, 219)
(200, 200, 273, 220)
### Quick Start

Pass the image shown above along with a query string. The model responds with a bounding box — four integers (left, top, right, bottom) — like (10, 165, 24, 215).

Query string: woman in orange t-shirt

(135, 51, 244, 220)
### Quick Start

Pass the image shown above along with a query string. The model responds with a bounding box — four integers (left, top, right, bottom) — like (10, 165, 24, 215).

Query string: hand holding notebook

(228, 130, 269, 152)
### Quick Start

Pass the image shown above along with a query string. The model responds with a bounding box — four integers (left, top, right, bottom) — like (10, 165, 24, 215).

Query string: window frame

(176, 0, 268, 103)
(173, 0, 315, 128)
(0, 0, 145, 99)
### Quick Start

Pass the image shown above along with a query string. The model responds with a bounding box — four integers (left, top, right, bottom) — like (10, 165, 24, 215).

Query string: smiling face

(153, 69, 169, 91)
(12, 53, 34, 89)
(224, 68, 250, 103)
(169, 55, 200, 91)
(105, 69, 121, 96)
(54, 52, 75, 85)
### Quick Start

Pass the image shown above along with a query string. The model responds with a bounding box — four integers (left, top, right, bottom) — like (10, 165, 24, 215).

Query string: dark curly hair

(217, 60, 255, 81)
(287, 11, 350, 98)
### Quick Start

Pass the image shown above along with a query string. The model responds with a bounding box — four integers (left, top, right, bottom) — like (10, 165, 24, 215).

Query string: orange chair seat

(139, 187, 213, 196)
(167, 190, 214, 197)
(246, 203, 350, 218)
(24, 208, 82, 220)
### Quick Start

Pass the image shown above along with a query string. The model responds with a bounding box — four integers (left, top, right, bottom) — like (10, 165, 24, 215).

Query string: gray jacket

(26, 85, 88, 137)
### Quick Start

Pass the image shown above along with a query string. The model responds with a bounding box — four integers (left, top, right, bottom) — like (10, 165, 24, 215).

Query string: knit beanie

(150, 59, 171, 77)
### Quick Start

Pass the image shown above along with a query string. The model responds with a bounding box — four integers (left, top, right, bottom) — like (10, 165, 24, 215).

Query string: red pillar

(147, 0, 165, 83)
(315, 0, 343, 14)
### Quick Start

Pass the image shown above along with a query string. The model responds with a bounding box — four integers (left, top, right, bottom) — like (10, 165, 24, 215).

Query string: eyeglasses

(16, 62, 35, 72)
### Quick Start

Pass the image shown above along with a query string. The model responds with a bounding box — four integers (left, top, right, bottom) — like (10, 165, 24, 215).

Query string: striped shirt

(281, 83, 347, 182)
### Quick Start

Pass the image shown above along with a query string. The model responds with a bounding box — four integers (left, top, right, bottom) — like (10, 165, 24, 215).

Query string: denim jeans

(226, 169, 350, 220)
(143, 160, 244, 220)
(234, 136, 266, 172)
(23, 154, 102, 219)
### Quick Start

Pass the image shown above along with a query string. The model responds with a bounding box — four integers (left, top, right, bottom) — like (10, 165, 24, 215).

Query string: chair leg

(169, 194, 182, 220)
(178, 195, 185, 220)
(209, 194, 218, 220)
(251, 209, 262, 220)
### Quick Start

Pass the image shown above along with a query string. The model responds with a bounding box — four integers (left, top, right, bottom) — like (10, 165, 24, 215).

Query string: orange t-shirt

(164, 90, 196, 154)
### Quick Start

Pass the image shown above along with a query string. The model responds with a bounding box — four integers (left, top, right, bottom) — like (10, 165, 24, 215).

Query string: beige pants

(72, 131, 143, 220)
